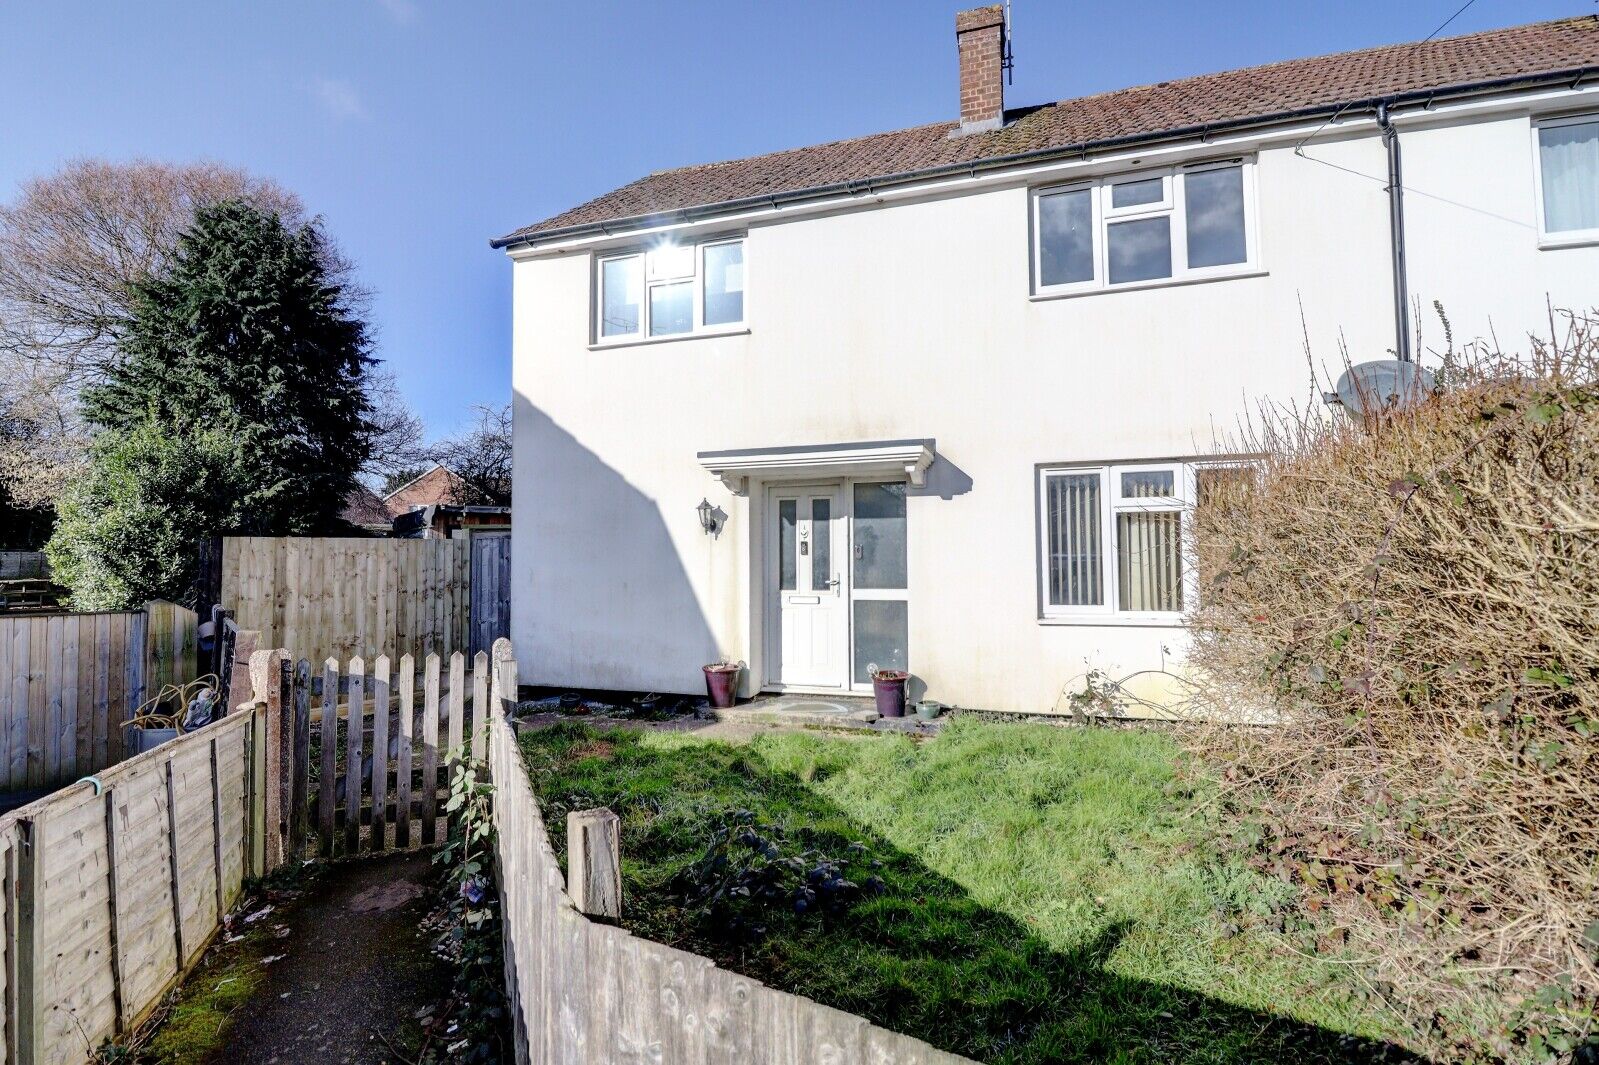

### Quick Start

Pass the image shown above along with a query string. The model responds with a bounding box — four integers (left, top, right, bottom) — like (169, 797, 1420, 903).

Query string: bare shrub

(1186, 311, 1599, 1061)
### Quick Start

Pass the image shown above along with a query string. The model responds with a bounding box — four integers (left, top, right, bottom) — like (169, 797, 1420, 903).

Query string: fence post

(12, 816, 41, 1065)
(226, 627, 259, 717)
(566, 808, 622, 921)
(492, 637, 518, 724)
(3, 831, 16, 1063)
(289, 660, 311, 859)
(246, 705, 268, 878)
(103, 789, 128, 1034)
(163, 757, 188, 967)
(245, 648, 290, 872)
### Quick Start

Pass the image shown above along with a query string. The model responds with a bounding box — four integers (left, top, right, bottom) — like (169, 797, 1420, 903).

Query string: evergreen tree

(83, 198, 375, 534)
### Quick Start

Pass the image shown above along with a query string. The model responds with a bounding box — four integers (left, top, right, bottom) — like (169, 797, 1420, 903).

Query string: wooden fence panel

(0, 610, 155, 792)
(110, 763, 178, 1027)
(143, 601, 198, 699)
(220, 537, 473, 671)
(0, 710, 255, 1065)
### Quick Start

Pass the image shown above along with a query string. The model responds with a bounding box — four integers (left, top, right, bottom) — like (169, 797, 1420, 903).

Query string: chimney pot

(954, 5, 1006, 135)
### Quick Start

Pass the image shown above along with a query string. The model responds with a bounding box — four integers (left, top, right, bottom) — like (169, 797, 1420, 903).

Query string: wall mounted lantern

(696, 497, 717, 535)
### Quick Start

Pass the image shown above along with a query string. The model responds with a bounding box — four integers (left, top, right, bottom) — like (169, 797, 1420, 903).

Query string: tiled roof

(494, 16, 1599, 247)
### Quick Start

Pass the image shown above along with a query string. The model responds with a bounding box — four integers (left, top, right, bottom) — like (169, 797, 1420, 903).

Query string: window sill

(1537, 234, 1599, 251)
(1031, 268, 1267, 301)
(589, 326, 750, 351)
(1038, 614, 1188, 628)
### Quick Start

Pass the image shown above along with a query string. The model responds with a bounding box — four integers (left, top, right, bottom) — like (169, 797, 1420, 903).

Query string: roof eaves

(490, 64, 1599, 252)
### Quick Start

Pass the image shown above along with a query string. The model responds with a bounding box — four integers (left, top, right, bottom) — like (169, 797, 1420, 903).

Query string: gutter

(490, 64, 1598, 251)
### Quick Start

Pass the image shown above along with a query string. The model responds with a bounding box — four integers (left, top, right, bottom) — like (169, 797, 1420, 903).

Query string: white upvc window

(1532, 112, 1599, 247)
(1042, 460, 1262, 622)
(594, 236, 745, 342)
(1031, 159, 1258, 295)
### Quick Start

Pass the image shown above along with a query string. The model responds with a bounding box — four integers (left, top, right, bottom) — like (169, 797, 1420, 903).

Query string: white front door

(767, 485, 847, 689)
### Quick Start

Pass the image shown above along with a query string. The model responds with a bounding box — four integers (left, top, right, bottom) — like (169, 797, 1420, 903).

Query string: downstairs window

(1038, 461, 1252, 620)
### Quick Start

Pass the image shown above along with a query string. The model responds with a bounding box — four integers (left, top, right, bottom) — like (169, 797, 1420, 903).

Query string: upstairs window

(1033, 161, 1256, 295)
(595, 236, 745, 342)
(1535, 114, 1599, 244)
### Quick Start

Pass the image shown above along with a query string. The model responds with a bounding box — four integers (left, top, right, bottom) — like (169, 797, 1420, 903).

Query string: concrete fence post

(492, 637, 518, 722)
(566, 808, 622, 921)
(246, 648, 293, 872)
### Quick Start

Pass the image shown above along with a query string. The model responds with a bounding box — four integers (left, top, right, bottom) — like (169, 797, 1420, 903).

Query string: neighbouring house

(495, 9, 1599, 714)
(383, 464, 468, 515)
(344, 464, 513, 539)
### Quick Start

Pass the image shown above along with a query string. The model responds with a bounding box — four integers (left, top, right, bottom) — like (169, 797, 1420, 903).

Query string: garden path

(211, 851, 445, 1065)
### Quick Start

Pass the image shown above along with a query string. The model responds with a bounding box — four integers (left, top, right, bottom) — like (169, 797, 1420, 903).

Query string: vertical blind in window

(1540, 119, 1599, 234)
(1046, 474, 1103, 606)
(1117, 512, 1183, 612)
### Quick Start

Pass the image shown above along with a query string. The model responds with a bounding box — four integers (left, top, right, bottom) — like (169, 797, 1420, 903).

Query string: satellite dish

(1333, 359, 1437, 417)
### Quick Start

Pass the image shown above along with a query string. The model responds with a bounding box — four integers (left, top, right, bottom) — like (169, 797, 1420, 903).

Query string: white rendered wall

(510, 101, 1598, 714)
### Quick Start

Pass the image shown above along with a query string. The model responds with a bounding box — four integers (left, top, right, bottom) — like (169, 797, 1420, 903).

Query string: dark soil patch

(565, 739, 616, 764)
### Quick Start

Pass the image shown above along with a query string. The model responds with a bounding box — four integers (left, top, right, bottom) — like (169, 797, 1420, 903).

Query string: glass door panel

(849, 481, 908, 690)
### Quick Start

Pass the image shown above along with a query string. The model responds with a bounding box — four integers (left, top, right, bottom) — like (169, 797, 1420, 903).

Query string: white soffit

(697, 440, 935, 493)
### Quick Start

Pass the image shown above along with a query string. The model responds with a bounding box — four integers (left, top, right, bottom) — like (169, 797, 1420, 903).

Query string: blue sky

(1, 0, 1581, 438)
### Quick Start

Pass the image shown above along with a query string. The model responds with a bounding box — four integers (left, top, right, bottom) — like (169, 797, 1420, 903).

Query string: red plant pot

(703, 665, 740, 709)
(872, 671, 909, 718)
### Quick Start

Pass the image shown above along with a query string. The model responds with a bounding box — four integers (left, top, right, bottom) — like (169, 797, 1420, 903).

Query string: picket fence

(0, 602, 198, 792)
(487, 706, 973, 1065)
(290, 650, 510, 860)
(220, 536, 471, 670)
(0, 705, 260, 1065)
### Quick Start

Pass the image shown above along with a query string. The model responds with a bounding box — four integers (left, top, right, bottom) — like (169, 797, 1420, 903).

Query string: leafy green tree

(46, 422, 257, 609)
(82, 198, 375, 534)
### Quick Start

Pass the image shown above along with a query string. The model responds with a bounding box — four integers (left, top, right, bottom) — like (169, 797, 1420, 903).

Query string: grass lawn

(519, 718, 1416, 1064)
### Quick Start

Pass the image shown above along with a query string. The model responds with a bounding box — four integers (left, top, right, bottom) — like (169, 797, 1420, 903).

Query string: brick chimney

(955, 5, 1006, 135)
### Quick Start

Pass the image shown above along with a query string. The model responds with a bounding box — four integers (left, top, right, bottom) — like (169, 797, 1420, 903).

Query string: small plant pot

(915, 700, 944, 721)
(703, 664, 740, 709)
(872, 671, 909, 718)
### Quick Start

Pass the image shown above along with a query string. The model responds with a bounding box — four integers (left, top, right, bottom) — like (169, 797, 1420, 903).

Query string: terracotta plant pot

(872, 671, 909, 718)
(703, 664, 740, 709)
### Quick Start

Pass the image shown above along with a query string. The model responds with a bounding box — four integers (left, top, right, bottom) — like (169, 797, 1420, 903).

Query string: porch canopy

(697, 439, 934, 493)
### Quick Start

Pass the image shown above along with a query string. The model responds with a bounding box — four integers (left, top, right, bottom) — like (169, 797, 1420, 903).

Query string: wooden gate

(279, 649, 516, 858)
(469, 532, 511, 656)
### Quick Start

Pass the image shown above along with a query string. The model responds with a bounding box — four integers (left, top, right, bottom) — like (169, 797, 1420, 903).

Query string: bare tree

(429, 403, 511, 507)
(361, 368, 429, 485)
(0, 158, 361, 506)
